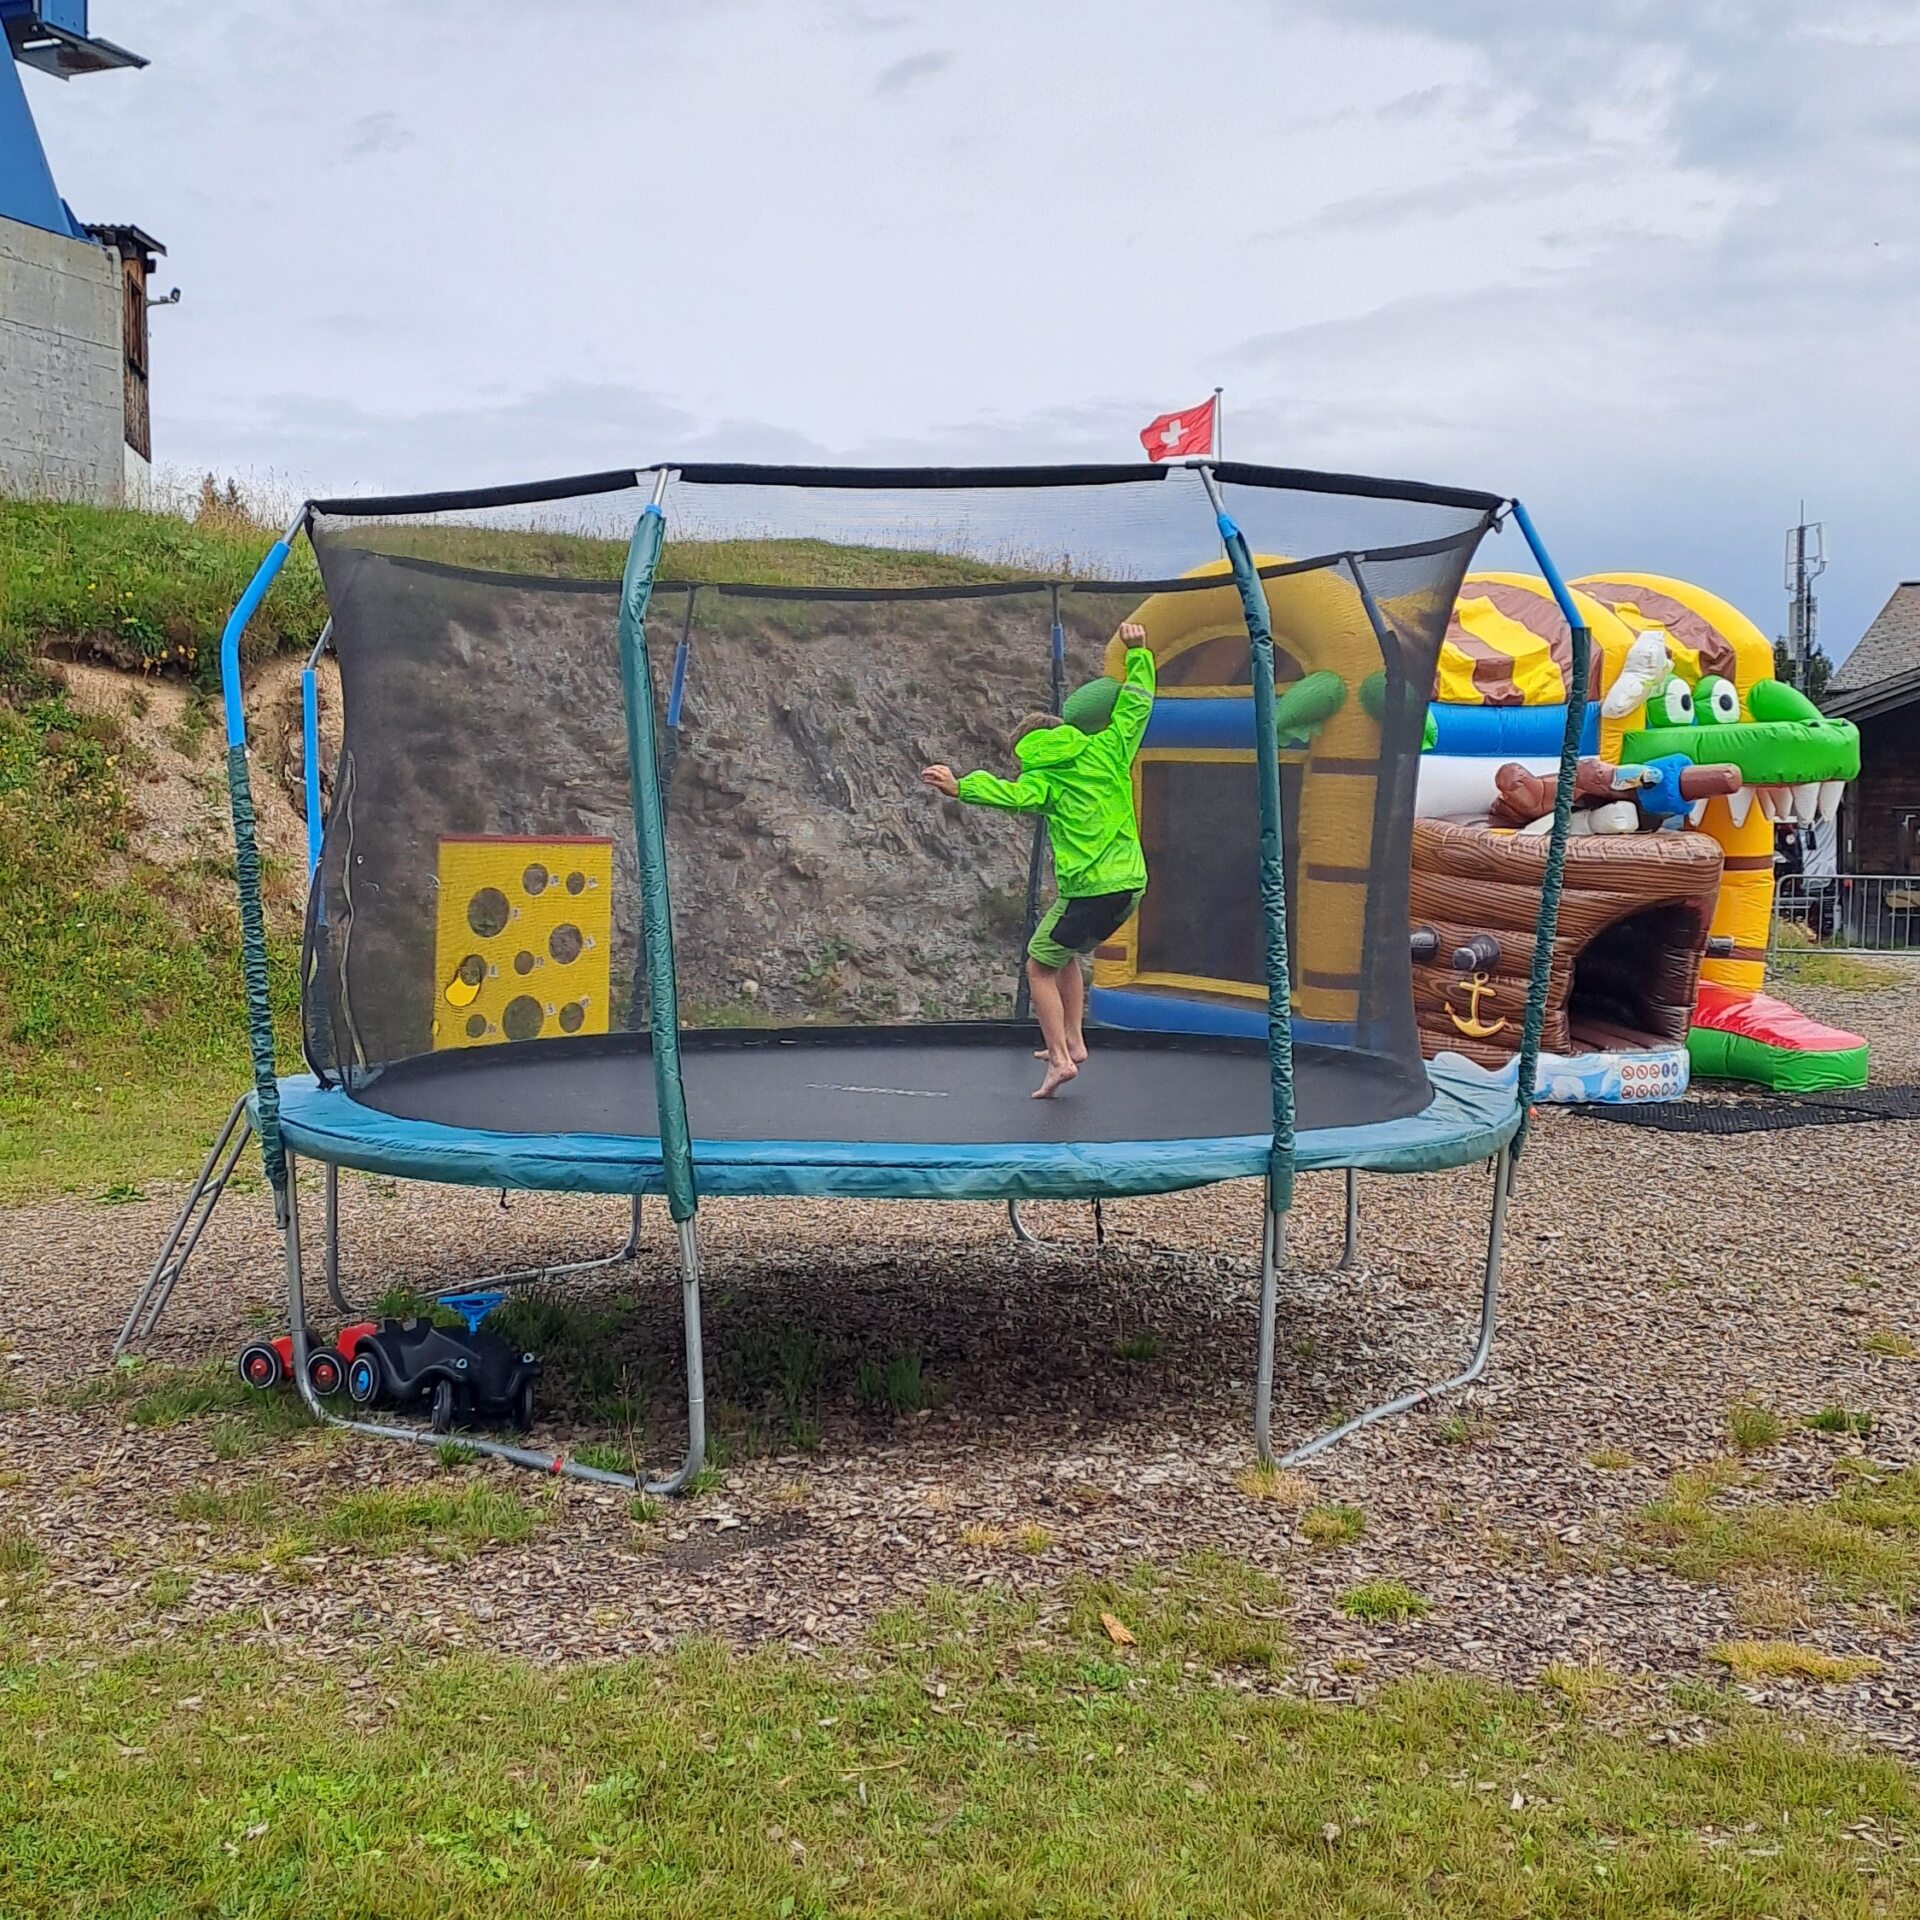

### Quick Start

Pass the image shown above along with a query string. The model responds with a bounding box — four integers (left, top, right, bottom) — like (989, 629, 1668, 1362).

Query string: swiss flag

(1139, 396, 1217, 461)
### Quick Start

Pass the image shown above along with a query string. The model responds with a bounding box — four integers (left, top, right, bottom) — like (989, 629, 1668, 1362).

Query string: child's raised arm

(1099, 622, 1157, 764)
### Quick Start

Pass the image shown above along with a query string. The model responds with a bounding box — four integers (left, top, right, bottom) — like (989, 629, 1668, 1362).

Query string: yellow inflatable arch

(1094, 557, 1391, 1025)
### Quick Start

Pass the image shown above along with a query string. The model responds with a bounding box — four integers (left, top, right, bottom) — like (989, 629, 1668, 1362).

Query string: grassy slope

(0, 501, 311, 1193)
(0, 1561, 1913, 1919)
(0, 501, 1036, 1197)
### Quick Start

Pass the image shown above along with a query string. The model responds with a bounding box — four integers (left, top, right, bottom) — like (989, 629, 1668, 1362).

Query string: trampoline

(167, 458, 1591, 1495)
(270, 1026, 1516, 1199)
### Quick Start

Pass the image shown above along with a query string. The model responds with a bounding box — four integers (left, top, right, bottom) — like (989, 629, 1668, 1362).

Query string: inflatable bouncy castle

(1087, 564, 1866, 1101)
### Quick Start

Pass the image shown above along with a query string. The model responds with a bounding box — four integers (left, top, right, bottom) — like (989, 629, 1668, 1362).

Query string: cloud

(342, 111, 413, 161)
(163, 380, 828, 506)
(835, 4, 911, 30)
(872, 48, 952, 93)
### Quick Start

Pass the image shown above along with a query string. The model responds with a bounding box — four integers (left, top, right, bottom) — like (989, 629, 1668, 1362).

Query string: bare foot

(1032, 1058, 1079, 1099)
(1032, 1043, 1089, 1063)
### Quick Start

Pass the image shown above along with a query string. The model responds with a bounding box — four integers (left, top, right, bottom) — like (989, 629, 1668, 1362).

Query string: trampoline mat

(349, 1023, 1432, 1147)
(1574, 1084, 1920, 1134)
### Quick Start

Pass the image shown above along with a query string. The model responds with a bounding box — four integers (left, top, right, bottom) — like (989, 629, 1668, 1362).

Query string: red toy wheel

(237, 1342, 283, 1391)
(305, 1348, 345, 1397)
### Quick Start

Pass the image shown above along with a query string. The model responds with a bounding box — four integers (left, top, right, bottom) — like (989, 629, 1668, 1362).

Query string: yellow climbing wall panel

(432, 835, 613, 1051)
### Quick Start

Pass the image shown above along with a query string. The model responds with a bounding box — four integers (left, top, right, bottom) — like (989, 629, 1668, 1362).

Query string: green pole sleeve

(618, 503, 698, 1223)
(1217, 516, 1297, 1215)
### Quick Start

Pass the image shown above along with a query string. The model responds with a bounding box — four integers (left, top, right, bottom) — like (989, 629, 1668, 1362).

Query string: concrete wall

(0, 213, 125, 504)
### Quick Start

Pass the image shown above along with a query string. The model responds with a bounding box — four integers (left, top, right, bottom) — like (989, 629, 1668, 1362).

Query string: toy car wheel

(237, 1342, 283, 1391)
(430, 1379, 456, 1434)
(512, 1379, 535, 1434)
(305, 1348, 345, 1397)
(346, 1351, 382, 1407)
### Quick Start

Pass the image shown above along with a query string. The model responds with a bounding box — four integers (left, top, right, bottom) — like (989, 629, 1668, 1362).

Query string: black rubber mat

(1573, 1085, 1920, 1133)
(351, 1023, 1434, 1144)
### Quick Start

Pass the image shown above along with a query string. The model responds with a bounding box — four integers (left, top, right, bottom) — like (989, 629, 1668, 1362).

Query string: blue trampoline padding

(1429, 702, 1599, 757)
(263, 1056, 1519, 1204)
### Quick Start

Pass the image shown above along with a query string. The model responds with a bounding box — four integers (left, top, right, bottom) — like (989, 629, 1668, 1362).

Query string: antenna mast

(1782, 503, 1826, 690)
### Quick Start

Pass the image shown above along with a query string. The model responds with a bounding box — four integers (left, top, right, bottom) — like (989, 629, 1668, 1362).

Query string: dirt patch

(52, 655, 337, 911)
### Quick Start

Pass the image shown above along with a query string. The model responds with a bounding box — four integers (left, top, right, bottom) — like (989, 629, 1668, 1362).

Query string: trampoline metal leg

(322, 1161, 348, 1316)
(1008, 1197, 1107, 1252)
(283, 1153, 702, 1494)
(113, 1093, 252, 1356)
(649, 1216, 709, 1497)
(1340, 1168, 1359, 1271)
(320, 1180, 646, 1319)
(1277, 1145, 1512, 1468)
(1253, 1207, 1284, 1464)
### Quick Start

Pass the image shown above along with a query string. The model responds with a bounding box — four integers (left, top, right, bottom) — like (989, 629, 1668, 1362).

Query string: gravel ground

(3, 977, 1916, 1753)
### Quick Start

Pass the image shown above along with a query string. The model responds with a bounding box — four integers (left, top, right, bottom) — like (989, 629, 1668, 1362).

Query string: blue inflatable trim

(1090, 986, 1361, 1051)
(1428, 702, 1600, 758)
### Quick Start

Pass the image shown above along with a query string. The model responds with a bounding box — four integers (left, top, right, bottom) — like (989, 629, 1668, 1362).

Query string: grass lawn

(1, 1562, 1914, 1919)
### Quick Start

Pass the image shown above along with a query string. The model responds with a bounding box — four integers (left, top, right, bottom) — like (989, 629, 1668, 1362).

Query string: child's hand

(1117, 622, 1146, 645)
(920, 764, 959, 798)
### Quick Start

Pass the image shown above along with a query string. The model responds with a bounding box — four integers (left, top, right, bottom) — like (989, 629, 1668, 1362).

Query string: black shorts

(1028, 888, 1144, 965)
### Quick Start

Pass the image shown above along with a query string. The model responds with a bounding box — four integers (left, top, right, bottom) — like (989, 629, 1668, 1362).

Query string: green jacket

(956, 647, 1156, 898)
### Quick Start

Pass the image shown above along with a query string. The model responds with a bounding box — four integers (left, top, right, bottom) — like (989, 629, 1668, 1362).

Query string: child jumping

(921, 623, 1156, 1098)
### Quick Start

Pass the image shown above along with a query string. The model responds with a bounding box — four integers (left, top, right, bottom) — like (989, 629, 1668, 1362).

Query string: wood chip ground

(3, 977, 1914, 1754)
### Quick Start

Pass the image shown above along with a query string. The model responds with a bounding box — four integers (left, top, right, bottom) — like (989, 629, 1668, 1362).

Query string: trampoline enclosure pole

(618, 479, 699, 1224)
(300, 620, 331, 878)
(1504, 500, 1591, 1162)
(219, 508, 308, 1211)
(1207, 482, 1297, 1216)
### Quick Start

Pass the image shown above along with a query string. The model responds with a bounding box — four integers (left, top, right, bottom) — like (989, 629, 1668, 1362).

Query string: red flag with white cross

(1139, 396, 1218, 462)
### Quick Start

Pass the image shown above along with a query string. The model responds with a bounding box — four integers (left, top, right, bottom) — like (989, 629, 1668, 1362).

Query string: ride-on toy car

(237, 1322, 375, 1398)
(345, 1318, 540, 1434)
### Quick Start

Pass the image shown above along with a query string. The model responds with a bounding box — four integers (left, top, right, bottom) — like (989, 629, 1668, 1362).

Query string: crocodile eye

(1658, 678, 1695, 726)
(1695, 674, 1740, 725)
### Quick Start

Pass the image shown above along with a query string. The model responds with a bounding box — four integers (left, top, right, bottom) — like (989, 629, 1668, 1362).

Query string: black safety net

(301, 462, 1495, 1137)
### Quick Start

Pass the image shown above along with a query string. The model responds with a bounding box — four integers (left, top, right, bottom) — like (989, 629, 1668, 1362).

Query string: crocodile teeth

(1793, 781, 1821, 824)
(1725, 786, 1755, 828)
(1688, 798, 1711, 826)
(1756, 785, 1780, 822)
(1818, 778, 1846, 823)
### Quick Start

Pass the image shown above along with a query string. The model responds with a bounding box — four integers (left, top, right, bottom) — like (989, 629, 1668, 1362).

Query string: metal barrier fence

(1771, 873, 1920, 953)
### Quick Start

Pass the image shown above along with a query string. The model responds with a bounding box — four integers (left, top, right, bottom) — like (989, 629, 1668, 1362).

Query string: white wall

(0, 214, 124, 504)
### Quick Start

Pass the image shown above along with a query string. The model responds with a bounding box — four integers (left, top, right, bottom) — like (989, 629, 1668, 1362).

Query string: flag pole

(1213, 385, 1224, 463)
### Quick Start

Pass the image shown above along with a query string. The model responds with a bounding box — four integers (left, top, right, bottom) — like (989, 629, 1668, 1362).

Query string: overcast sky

(30, 0, 1918, 657)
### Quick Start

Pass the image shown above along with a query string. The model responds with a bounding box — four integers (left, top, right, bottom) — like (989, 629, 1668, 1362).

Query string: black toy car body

(344, 1318, 539, 1433)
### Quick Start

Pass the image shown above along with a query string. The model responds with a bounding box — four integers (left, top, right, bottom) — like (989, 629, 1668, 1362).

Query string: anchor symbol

(1447, 969, 1508, 1040)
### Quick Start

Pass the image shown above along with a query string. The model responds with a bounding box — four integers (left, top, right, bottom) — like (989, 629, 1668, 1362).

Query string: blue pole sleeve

(666, 633, 691, 731)
(221, 540, 293, 747)
(300, 664, 323, 877)
(1507, 497, 1584, 637)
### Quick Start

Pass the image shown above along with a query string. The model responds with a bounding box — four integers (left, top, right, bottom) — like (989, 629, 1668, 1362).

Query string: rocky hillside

(651, 593, 1110, 1022)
